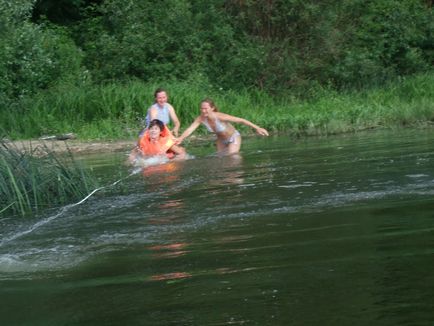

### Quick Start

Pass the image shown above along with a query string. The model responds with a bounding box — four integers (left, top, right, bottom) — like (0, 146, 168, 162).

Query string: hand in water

(256, 128, 269, 136)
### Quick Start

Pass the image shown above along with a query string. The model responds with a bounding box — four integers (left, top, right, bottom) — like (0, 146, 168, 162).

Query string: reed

(0, 141, 97, 217)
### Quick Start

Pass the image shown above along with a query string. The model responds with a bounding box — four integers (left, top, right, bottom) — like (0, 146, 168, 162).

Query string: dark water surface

(1, 129, 434, 325)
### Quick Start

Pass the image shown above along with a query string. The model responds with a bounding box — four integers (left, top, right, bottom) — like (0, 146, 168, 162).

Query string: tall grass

(2, 72, 433, 140)
(0, 141, 97, 217)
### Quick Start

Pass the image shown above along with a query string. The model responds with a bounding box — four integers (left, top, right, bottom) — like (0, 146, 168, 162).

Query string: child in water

(130, 119, 186, 164)
(176, 98, 269, 154)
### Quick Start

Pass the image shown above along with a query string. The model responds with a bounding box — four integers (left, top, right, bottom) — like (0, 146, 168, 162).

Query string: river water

(1, 129, 434, 325)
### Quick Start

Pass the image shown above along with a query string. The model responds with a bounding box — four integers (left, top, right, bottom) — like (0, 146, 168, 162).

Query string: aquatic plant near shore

(0, 141, 97, 217)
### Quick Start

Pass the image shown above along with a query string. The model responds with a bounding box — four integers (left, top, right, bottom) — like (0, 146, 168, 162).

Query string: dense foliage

(0, 0, 432, 138)
(72, 0, 434, 93)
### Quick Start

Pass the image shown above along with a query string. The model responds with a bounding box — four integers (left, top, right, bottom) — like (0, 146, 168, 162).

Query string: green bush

(1, 0, 433, 140)
(76, 0, 215, 82)
(330, 0, 433, 87)
(0, 0, 87, 105)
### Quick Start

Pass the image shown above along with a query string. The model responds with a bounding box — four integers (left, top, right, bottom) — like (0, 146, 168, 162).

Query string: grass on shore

(1, 72, 433, 140)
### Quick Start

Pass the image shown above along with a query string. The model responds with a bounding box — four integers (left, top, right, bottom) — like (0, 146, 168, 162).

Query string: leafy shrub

(0, 0, 86, 105)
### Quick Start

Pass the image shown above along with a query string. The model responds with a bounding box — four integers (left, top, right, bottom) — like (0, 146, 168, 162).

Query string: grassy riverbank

(2, 72, 433, 140)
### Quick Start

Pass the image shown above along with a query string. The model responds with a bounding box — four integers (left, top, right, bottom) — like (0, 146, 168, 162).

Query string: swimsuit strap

(202, 117, 226, 133)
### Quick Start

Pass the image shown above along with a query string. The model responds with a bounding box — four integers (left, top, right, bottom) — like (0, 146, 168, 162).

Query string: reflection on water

(211, 153, 245, 185)
(148, 242, 189, 257)
(141, 160, 181, 181)
(148, 242, 192, 281)
(1, 129, 434, 325)
(150, 271, 193, 282)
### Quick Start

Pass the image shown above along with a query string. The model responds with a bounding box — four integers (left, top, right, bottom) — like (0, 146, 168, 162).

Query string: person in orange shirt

(130, 119, 186, 163)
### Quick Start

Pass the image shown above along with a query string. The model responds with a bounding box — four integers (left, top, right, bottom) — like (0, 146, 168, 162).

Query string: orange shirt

(138, 126, 175, 157)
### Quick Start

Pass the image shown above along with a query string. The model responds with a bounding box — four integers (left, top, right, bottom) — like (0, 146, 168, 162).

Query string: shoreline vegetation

(3, 72, 434, 143)
(0, 140, 97, 217)
(2, 1, 433, 142)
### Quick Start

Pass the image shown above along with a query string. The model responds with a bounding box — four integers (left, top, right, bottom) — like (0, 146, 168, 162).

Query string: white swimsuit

(202, 117, 240, 145)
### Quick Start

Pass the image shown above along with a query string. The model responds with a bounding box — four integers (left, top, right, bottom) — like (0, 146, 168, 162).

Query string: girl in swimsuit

(176, 98, 269, 154)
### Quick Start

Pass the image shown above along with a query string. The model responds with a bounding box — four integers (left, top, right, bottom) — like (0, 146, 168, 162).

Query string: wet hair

(154, 88, 167, 98)
(201, 98, 219, 112)
(149, 119, 164, 131)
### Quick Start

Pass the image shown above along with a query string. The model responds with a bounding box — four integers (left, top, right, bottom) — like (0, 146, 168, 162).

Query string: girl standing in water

(143, 88, 181, 137)
(176, 98, 269, 154)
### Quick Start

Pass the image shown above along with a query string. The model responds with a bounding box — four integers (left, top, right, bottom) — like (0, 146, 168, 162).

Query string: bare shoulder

(215, 111, 238, 121)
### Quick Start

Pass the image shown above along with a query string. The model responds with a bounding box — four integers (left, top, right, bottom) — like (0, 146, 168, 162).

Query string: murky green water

(1, 129, 434, 325)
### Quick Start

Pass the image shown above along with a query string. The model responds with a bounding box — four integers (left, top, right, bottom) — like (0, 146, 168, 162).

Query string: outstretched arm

(216, 112, 269, 136)
(176, 117, 202, 144)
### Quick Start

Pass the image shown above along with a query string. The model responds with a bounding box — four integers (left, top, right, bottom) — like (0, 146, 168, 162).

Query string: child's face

(149, 125, 161, 140)
(155, 91, 168, 106)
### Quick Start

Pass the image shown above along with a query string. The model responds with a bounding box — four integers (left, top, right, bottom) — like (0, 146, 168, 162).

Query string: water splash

(0, 172, 136, 248)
